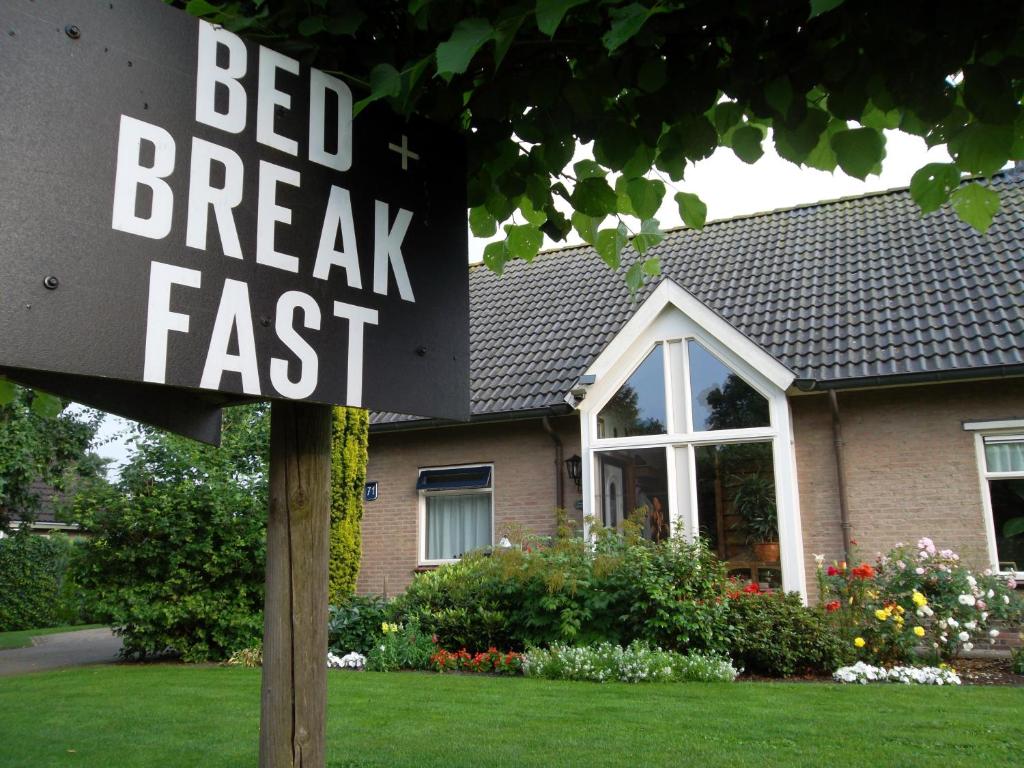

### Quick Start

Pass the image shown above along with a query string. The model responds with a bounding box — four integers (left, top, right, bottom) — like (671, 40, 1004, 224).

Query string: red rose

(827, 566, 839, 576)
(825, 600, 840, 613)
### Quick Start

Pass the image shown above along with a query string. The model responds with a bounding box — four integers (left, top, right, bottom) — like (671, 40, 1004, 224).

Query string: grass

(0, 624, 103, 650)
(0, 665, 1021, 768)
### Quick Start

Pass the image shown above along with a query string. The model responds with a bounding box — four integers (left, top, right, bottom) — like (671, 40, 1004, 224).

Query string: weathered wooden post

(261, 402, 332, 768)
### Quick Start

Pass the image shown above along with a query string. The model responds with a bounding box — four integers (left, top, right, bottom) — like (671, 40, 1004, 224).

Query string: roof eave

(370, 403, 575, 434)
(792, 364, 1024, 393)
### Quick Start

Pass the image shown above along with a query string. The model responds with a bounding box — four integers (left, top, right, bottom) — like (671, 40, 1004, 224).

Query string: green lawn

(0, 665, 1020, 767)
(0, 624, 103, 650)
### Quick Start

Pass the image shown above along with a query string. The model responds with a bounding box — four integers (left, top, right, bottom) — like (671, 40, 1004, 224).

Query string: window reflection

(688, 340, 769, 431)
(695, 442, 779, 587)
(597, 344, 667, 438)
(595, 447, 669, 542)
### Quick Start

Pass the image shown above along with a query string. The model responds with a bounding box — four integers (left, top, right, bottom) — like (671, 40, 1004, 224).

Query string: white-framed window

(417, 464, 494, 565)
(966, 420, 1024, 579)
(576, 281, 805, 597)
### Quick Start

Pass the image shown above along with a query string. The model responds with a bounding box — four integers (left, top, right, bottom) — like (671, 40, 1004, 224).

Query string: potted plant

(732, 473, 779, 563)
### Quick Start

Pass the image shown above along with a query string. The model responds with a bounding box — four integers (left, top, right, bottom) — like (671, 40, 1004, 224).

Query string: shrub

(328, 595, 390, 656)
(227, 646, 263, 668)
(329, 407, 368, 603)
(0, 529, 80, 631)
(365, 618, 436, 672)
(724, 587, 849, 676)
(818, 538, 1023, 664)
(396, 526, 732, 654)
(1012, 643, 1023, 675)
(522, 642, 737, 683)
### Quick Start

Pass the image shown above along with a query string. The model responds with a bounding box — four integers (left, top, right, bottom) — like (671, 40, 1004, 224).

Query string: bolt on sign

(0, 0, 470, 442)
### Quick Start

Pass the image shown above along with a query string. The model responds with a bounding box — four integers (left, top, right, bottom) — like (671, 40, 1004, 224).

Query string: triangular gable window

(688, 340, 769, 431)
(597, 344, 666, 438)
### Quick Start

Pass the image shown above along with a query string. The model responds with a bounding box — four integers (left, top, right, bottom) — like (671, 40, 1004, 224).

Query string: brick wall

(358, 415, 581, 595)
(792, 379, 1024, 601)
(361, 379, 1024, 601)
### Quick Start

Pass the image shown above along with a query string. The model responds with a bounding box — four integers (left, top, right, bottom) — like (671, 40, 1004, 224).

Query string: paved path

(0, 628, 122, 676)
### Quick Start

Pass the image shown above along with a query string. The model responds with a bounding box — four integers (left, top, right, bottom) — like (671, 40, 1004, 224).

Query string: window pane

(417, 465, 491, 490)
(688, 340, 769, 431)
(985, 438, 1024, 473)
(594, 447, 669, 542)
(695, 442, 779, 586)
(426, 493, 491, 560)
(597, 345, 667, 438)
(991, 479, 1024, 572)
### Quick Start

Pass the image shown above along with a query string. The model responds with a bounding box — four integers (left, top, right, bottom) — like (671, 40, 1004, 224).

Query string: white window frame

(577, 281, 806, 599)
(965, 419, 1024, 580)
(417, 462, 495, 566)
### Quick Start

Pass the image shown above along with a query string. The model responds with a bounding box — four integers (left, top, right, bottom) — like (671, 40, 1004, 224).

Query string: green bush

(328, 595, 390, 656)
(365, 618, 436, 672)
(329, 407, 368, 602)
(70, 406, 268, 662)
(725, 590, 849, 676)
(0, 529, 82, 631)
(396, 525, 732, 654)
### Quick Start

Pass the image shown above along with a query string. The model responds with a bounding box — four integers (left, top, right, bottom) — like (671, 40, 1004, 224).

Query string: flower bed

(430, 647, 523, 675)
(833, 661, 961, 686)
(522, 642, 738, 683)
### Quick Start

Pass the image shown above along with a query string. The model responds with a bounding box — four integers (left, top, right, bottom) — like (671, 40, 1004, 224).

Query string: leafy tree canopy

(186, 0, 1024, 287)
(0, 382, 104, 530)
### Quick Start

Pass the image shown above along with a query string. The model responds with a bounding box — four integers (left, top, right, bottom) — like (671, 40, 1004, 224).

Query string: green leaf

(830, 127, 885, 180)
(470, 206, 498, 238)
(809, 0, 846, 18)
(632, 218, 665, 254)
(804, 120, 842, 172)
(620, 144, 656, 180)
(637, 57, 667, 93)
(774, 108, 830, 164)
(963, 65, 1020, 125)
(626, 178, 665, 220)
(436, 18, 494, 80)
(297, 16, 326, 37)
(730, 125, 764, 164)
(602, 3, 653, 53)
(482, 241, 510, 275)
(573, 159, 606, 180)
(1004, 516, 1024, 538)
(517, 197, 548, 227)
(536, 0, 588, 37)
(594, 122, 641, 171)
(764, 77, 793, 117)
(185, 0, 223, 17)
(909, 163, 962, 215)
(369, 63, 401, 99)
(950, 183, 1000, 231)
(327, 10, 367, 36)
(505, 224, 544, 262)
(30, 392, 63, 419)
(0, 379, 15, 405)
(642, 257, 661, 276)
(948, 122, 1013, 177)
(714, 102, 744, 136)
(625, 262, 645, 292)
(572, 212, 599, 246)
(595, 224, 629, 270)
(674, 192, 707, 230)
(571, 178, 618, 218)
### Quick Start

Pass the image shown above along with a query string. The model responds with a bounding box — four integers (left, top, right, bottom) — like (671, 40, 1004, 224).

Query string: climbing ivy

(183, 0, 1024, 284)
(329, 406, 369, 602)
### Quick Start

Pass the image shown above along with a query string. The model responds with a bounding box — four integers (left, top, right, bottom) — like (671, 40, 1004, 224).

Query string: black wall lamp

(564, 454, 583, 491)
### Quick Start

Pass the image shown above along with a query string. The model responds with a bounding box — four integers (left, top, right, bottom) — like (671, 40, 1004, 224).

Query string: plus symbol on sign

(388, 135, 420, 171)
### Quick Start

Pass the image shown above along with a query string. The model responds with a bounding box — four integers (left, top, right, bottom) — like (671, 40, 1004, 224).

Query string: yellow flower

(854, 637, 866, 648)
(867, 590, 879, 599)
(894, 615, 904, 626)
(912, 591, 927, 607)
(381, 621, 389, 633)
(875, 609, 888, 621)
(914, 626, 926, 637)
(388, 623, 399, 634)
(895, 605, 905, 615)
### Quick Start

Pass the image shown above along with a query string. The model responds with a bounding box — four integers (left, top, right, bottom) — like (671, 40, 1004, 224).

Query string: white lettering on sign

(314, 186, 361, 287)
(186, 137, 245, 259)
(111, 116, 176, 240)
(115, 20, 424, 408)
(271, 291, 321, 399)
(194, 21, 247, 134)
(201, 278, 261, 395)
(144, 261, 202, 384)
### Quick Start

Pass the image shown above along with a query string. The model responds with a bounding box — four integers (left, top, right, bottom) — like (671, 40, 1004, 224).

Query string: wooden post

(260, 401, 332, 768)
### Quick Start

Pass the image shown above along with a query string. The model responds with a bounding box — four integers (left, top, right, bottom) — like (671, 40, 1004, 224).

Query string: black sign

(0, 0, 470, 440)
(364, 481, 378, 503)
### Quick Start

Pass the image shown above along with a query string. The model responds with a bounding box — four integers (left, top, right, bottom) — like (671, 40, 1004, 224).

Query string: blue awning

(416, 466, 492, 491)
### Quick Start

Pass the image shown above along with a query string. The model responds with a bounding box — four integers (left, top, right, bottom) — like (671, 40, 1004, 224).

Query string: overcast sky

(89, 130, 948, 473)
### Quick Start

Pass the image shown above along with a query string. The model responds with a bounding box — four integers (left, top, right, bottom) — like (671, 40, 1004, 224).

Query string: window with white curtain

(417, 465, 493, 564)
(979, 435, 1024, 576)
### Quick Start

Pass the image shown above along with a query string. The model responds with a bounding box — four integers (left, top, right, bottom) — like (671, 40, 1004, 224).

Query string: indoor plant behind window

(732, 473, 779, 563)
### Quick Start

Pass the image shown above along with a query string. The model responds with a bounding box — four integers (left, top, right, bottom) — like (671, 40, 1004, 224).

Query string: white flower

(1004, 595, 1011, 605)
(947, 617, 959, 628)
(915, 567, 925, 575)
(964, 621, 977, 631)
(987, 589, 995, 598)
(966, 575, 977, 587)
(963, 642, 974, 651)
(958, 631, 970, 642)
(814, 553, 825, 566)
(989, 629, 1000, 638)
(958, 593, 975, 606)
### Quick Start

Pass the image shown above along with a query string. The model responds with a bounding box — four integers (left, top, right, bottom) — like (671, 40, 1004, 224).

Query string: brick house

(359, 171, 1024, 602)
